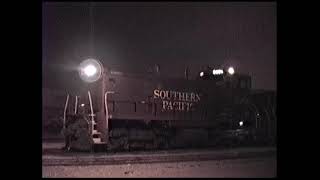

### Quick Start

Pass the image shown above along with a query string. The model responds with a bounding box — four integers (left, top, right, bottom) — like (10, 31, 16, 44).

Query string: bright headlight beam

(83, 65, 97, 77)
(200, 71, 204, 77)
(78, 58, 102, 83)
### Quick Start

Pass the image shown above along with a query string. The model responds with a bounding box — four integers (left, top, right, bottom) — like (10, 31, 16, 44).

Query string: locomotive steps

(42, 146, 276, 166)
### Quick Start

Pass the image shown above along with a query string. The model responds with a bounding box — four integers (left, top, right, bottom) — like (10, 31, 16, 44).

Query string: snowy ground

(42, 157, 276, 178)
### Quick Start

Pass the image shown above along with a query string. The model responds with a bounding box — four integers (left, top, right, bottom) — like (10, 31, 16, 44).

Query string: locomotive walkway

(42, 142, 276, 166)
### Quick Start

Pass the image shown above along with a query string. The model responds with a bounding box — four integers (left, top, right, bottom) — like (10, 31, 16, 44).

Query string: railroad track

(42, 147, 276, 166)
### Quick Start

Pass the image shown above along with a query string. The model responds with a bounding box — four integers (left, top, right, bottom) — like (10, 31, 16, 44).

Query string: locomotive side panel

(104, 73, 231, 126)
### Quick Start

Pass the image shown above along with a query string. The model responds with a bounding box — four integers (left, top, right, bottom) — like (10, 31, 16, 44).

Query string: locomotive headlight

(79, 58, 103, 83)
(200, 71, 204, 77)
(228, 67, 235, 75)
(239, 121, 244, 127)
(83, 65, 97, 77)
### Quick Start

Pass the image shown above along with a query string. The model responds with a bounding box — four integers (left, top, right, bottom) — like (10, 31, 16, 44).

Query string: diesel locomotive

(62, 64, 276, 152)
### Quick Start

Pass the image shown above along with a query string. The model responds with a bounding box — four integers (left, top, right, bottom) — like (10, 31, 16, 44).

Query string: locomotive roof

(108, 69, 251, 80)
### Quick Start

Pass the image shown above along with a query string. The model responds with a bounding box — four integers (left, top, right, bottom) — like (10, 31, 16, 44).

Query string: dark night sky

(42, 2, 276, 91)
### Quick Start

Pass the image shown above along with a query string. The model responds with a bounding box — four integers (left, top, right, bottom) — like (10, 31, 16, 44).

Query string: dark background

(2, 1, 305, 178)
(42, 2, 276, 91)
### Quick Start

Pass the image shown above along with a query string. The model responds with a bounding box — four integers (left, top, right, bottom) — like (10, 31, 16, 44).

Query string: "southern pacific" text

(153, 89, 201, 111)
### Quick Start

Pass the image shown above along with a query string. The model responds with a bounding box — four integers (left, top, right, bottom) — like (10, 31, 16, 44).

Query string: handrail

(63, 94, 69, 129)
(105, 92, 115, 120)
(74, 96, 78, 114)
(105, 91, 115, 144)
(88, 91, 94, 135)
(105, 100, 202, 116)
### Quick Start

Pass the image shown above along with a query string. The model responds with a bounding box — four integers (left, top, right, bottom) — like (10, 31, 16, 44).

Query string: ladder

(90, 113, 103, 144)
(87, 91, 105, 145)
